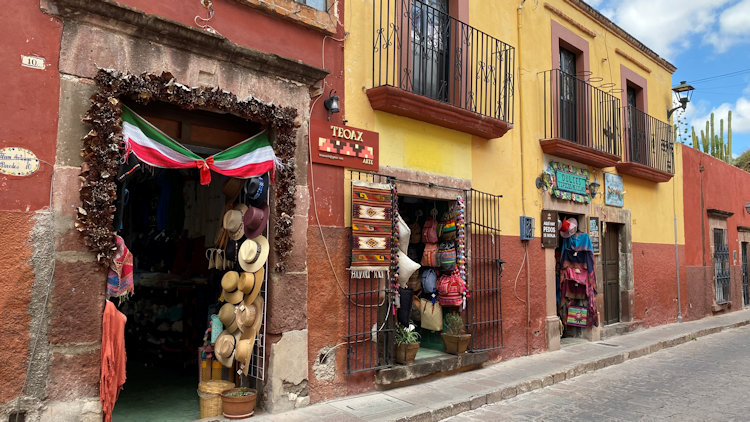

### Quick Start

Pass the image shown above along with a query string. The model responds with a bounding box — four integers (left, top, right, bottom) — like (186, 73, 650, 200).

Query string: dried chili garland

(77, 69, 299, 271)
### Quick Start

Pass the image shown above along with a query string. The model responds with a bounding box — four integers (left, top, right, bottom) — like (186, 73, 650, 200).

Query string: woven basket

(198, 380, 235, 418)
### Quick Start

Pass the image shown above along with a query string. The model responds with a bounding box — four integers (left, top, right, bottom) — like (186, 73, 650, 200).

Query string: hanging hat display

(238, 236, 269, 273)
(560, 217, 578, 239)
(245, 173, 269, 207)
(214, 329, 240, 368)
(239, 268, 264, 306)
(223, 210, 244, 241)
(218, 302, 239, 333)
(237, 296, 264, 375)
(242, 204, 269, 240)
(221, 271, 244, 305)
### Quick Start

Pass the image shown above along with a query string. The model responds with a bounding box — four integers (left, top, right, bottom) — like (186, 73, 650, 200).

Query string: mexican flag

(121, 105, 276, 185)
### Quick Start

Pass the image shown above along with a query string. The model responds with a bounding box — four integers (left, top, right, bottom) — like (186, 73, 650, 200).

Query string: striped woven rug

(350, 179, 393, 279)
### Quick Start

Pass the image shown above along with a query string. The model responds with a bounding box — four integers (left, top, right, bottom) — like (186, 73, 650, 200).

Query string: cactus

(728, 110, 733, 163)
(691, 110, 734, 163)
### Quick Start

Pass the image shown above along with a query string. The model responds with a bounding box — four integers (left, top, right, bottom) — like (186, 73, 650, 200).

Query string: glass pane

(306, 0, 327, 11)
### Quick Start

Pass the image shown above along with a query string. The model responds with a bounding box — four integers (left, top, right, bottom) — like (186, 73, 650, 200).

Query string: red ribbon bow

(196, 156, 214, 185)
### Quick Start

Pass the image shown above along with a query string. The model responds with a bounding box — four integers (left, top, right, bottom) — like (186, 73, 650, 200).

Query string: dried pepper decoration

(78, 69, 299, 271)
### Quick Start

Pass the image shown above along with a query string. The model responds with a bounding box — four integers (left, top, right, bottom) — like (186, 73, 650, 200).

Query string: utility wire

(687, 68, 750, 84)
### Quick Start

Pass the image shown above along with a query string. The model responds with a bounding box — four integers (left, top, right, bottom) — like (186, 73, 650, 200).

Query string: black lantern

(323, 89, 340, 119)
(667, 81, 695, 119)
(589, 177, 601, 197)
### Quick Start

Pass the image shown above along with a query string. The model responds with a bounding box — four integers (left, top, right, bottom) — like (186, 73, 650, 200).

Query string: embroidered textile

(350, 179, 393, 278)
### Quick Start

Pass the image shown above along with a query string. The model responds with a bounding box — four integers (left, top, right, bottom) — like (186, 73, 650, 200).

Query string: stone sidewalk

(205, 309, 750, 422)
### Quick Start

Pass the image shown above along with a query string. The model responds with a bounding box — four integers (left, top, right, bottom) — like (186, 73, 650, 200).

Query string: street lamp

(667, 81, 695, 119)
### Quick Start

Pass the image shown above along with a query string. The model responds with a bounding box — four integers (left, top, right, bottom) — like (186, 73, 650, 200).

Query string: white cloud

(689, 96, 750, 137)
(705, 0, 750, 52)
(603, 0, 733, 59)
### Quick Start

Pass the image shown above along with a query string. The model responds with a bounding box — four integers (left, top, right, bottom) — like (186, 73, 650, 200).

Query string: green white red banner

(121, 105, 276, 185)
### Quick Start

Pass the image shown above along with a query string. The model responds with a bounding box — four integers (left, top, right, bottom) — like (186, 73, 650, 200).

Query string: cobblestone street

(446, 325, 750, 422)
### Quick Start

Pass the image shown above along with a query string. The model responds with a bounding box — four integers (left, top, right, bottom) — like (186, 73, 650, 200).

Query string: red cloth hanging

(100, 300, 127, 422)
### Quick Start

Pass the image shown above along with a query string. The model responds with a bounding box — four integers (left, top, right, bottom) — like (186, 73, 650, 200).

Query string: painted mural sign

(589, 216, 600, 255)
(604, 172, 624, 207)
(541, 209, 558, 248)
(310, 120, 379, 171)
(0, 147, 40, 176)
(542, 161, 591, 204)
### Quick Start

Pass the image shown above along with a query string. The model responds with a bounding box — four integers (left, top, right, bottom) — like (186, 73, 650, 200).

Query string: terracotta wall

(681, 144, 750, 319)
(631, 242, 687, 326)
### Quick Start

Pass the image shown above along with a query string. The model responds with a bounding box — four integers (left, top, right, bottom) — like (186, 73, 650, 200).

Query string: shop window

(345, 171, 502, 374)
(713, 228, 731, 304)
(294, 0, 326, 11)
(409, 0, 451, 101)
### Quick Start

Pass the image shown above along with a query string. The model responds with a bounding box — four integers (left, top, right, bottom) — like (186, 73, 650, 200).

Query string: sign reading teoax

(310, 120, 379, 171)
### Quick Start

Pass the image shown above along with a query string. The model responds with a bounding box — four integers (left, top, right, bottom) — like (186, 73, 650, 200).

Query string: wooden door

(602, 224, 620, 324)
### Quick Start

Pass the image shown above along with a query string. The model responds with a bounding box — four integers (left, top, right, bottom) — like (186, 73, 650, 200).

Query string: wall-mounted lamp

(589, 177, 601, 197)
(323, 89, 340, 120)
(535, 172, 552, 191)
(745, 202, 750, 214)
(666, 81, 695, 119)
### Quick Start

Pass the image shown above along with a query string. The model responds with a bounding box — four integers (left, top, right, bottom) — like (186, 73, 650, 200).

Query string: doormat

(350, 179, 393, 278)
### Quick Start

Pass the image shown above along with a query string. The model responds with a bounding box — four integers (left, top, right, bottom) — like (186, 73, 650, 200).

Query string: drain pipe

(517, 0, 531, 356)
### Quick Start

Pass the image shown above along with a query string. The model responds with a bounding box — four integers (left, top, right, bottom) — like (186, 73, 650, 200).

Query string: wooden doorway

(602, 224, 620, 324)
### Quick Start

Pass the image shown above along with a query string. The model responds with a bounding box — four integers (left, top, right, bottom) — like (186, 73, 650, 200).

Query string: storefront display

(557, 217, 599, 332)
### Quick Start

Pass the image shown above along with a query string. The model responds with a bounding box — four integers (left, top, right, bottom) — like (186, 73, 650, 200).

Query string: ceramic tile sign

(541, 209, 559, 248)
(604, 172, 624, 207)
(0, 147, 40, 176)
(544, 161, 591, 204)
(589, 216, 600, 255)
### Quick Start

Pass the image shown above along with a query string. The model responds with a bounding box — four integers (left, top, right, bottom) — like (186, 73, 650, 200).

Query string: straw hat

(237, 296, 264, 375)
(235, 303, 258, 332)
(238, 268, 264, 304)
(234, 203, 249, 216)
(218, 303, 238, 333)
(238, 236, 269, 273)
(242, 204, 269, 240)
(223, 210, 244, 241)
(214, 329, 240, 368)
(221, 271, 244, 305)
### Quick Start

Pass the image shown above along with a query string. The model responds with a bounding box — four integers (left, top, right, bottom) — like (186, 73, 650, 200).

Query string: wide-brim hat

(235, 302, 258, 332)
(245, 173, 269, 207)
(560, 217, 578, 238)
(238, 267, 264, 298)
(238, 236, 269, 273)
(221, 271, 240, 292)
(218, 302, 239, 333)
(237, 296, 264, 375)
(222, 178, 245, 204)
(223, 288, 244, 305)
(223, 210, 244, 241)
(243, 204, 269, 240)
(214, 329, 240, 368)
(241, 269, 264, 308)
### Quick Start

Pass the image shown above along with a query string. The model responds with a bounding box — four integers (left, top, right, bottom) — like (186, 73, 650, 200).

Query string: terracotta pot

(441, 333, 471, 355)
(220, 387, 257, 419)
(395, 342, 420, 364)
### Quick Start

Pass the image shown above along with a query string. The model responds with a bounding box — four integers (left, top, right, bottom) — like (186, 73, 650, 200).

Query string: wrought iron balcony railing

(623, 106, 674, 174)
(542, 69, 622, 157)
(372, 0, 515, 124)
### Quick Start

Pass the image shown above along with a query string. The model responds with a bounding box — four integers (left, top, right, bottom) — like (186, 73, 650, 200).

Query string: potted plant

(395, 322, 421, 364)
(441, 312, 471, 355)
(220, 387, 257, 419)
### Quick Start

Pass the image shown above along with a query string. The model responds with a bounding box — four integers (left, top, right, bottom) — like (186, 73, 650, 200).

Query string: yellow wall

(343, 0, 684, 244)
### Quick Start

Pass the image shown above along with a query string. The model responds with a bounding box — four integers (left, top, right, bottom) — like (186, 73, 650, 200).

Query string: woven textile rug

(350, 179, 393, 278)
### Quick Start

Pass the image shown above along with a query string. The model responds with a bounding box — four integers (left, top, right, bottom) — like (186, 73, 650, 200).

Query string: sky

(588, 0, 750, 156)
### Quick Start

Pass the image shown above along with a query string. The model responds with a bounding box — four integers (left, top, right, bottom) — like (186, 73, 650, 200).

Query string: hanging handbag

(419, 298, 443, 331)
(421, 268, 438, 296)
(438, 242, 456, 271)
(566, 304, 589, 327)
(439, 215, 457, 241)
(421, 243, 439, 267)
(437, 271, 465, 307)
(422, 217, 439, 243)
(409, 217, 422, 244)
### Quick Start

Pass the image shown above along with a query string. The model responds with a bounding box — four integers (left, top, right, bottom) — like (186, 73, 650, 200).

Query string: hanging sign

(589, 217, 600, 255)
(310, 120, 379, 171)
(0, 147, 40, 176)
(604, 172, 624, 207)
(543, 162, 591, 204)
(541, 209, 559, 248)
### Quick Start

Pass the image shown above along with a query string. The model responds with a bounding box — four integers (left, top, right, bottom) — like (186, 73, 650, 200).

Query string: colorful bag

(420, 298, 443, 331)
(421, 243, 439, 267)
(437, 271, 465, 307)
(439, 216, 457, 241)
(422, 217, 439, 243)
(566, 305, 589, 327)
(438, 242, 456, 271)
(421, 268, 438, 295)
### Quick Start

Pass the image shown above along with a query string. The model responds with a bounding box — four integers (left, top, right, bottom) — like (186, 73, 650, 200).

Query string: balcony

(368, 0, 515, 139)
(540, 69, 622, 168)
(616, 106, 674, 182)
